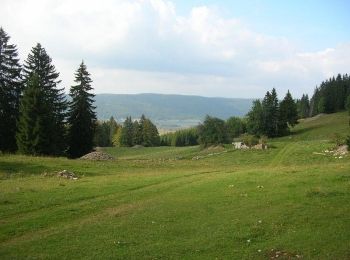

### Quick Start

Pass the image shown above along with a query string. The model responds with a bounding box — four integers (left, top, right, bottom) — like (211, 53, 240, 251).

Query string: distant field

(0, 112, 349, 259)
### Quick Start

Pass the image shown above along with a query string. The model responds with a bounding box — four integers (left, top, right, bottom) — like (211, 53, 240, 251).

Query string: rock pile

(333, 145, 348, 156)
(80, 151, 114, 161)
(57, 170, 78, 180)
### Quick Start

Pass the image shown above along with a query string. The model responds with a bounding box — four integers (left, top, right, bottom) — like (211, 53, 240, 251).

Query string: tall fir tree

(16, 73, 52, 155)
(262, 88, 279, 137)
(119, 116, 134, 147)
(67, 62, 96, 158)
(22, 43, 67, 155)
(279, 90, 298, 128)
(142, 118, 160, 147)
(297, 94, 310, 118)
(0, 27, 22, 152)
(246, 100, 264, 135)
(132, 120, 142, 145)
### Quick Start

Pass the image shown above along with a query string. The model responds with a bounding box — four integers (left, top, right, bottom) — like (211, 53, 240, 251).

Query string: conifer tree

(279, 90, 298, 128)
(246, 100, 264, 135)
(262, 88, 279, 137)
(108, 116, 118, 143)
(22, 43, 67, 155)
(198, 115, 228, 147)
(119, 116, 134, 147)
(142, 118, 160, 147)
(16, 73, 52, 155)
(0, 27, 22, 152)
(67, 62, 96, 158)
(297, 94, 310, 118)
(132, 120, 142, 145)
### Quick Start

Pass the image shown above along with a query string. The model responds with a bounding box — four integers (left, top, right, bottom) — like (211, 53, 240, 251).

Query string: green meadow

(0, 112, 349, 259)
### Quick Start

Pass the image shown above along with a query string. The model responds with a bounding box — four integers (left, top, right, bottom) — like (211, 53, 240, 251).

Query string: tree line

(2, 27, 348, 153)
(296, 74, 350, 118)
(94, 115, 160, 148)
(0, 27, 96, 158)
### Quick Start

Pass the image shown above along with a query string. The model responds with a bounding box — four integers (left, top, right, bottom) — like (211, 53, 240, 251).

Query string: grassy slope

(0, 113, 349, 259)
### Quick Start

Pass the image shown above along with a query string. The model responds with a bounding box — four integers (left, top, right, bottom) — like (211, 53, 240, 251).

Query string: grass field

(0, 112, 349, 259)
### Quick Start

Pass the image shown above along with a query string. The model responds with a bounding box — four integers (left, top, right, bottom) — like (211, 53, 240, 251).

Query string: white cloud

(1, 0, 349, 98)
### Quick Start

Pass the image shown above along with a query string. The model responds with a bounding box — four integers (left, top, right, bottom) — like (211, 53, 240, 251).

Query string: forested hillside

(94, 93, 253, 120)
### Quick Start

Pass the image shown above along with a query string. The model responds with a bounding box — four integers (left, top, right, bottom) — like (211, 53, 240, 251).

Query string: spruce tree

(16, 73, 52, 155)
(142, 118, 160, 147)
(22, 43, 67, 155)
(246, 100, 264, 135)
(0, 27, 22, 152)
(132, 120, 142, 145)
(262, 88, 279, 137)
(119, 116, 134, 147)
(67, 62, 96, 158)
(279, 90, 298, 128)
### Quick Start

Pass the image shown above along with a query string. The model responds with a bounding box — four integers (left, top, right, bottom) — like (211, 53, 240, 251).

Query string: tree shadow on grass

(0, 161, 49, 179)
(290, 125, 322, 137)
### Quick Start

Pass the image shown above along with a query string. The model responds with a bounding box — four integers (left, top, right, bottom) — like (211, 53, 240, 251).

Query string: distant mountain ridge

(94, 93, 254, 129)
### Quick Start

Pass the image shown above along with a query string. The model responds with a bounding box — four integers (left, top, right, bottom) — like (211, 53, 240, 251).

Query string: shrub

(240, 133, 259, 147)
(259, 135, 268, 145)
(331, 133, 345, 147)
(346, 136, 350, 151)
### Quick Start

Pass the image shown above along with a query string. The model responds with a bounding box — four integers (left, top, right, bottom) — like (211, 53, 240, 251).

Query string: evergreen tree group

(115, 115, 160, 147)
(296, 94, 310, 118)
(198, 116, 228, 147)
(160, 127, 199, 147)
(246, 88, 298, 137)
(309, 74, 350, 116)
(0, 27, 97, 157)
(94, 117, 119, 147)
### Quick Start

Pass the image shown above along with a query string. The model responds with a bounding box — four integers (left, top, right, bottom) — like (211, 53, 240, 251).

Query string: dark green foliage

(67, 62, 96, 158)
(279, 90, 298, 128)
(262, 88, 280, 137)
(226, 116, 246, 141)
(160, 128, 199, 147)
(239, 133, 258, 147)
(317, 97, 326, 113)
(345, 95, 350, 115)
(118, 115, 160, 147)
(132, 120, 142, 145)
(94, 117, 119, 147)
(141, 118, 160, 147)
(16, 74, 53, 155)
(246, 89, 289, 137)
(0, 28, 22, 152)
(346, 136, 350, 150)
(119, 117, 134, 147)
(94, 121, 111, 147)
(296, 94, 310, 118)
(310, 74, 350, 115)
(198, 115, 228, 147)
(22, 43, 67, 155)
(246, 100, 264, 135)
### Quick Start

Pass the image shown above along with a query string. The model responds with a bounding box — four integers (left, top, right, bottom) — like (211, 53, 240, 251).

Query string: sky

(1, 0, 350, 98)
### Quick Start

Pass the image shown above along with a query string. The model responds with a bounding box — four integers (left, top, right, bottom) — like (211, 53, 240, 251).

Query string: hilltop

(94, 93, 254, 128)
